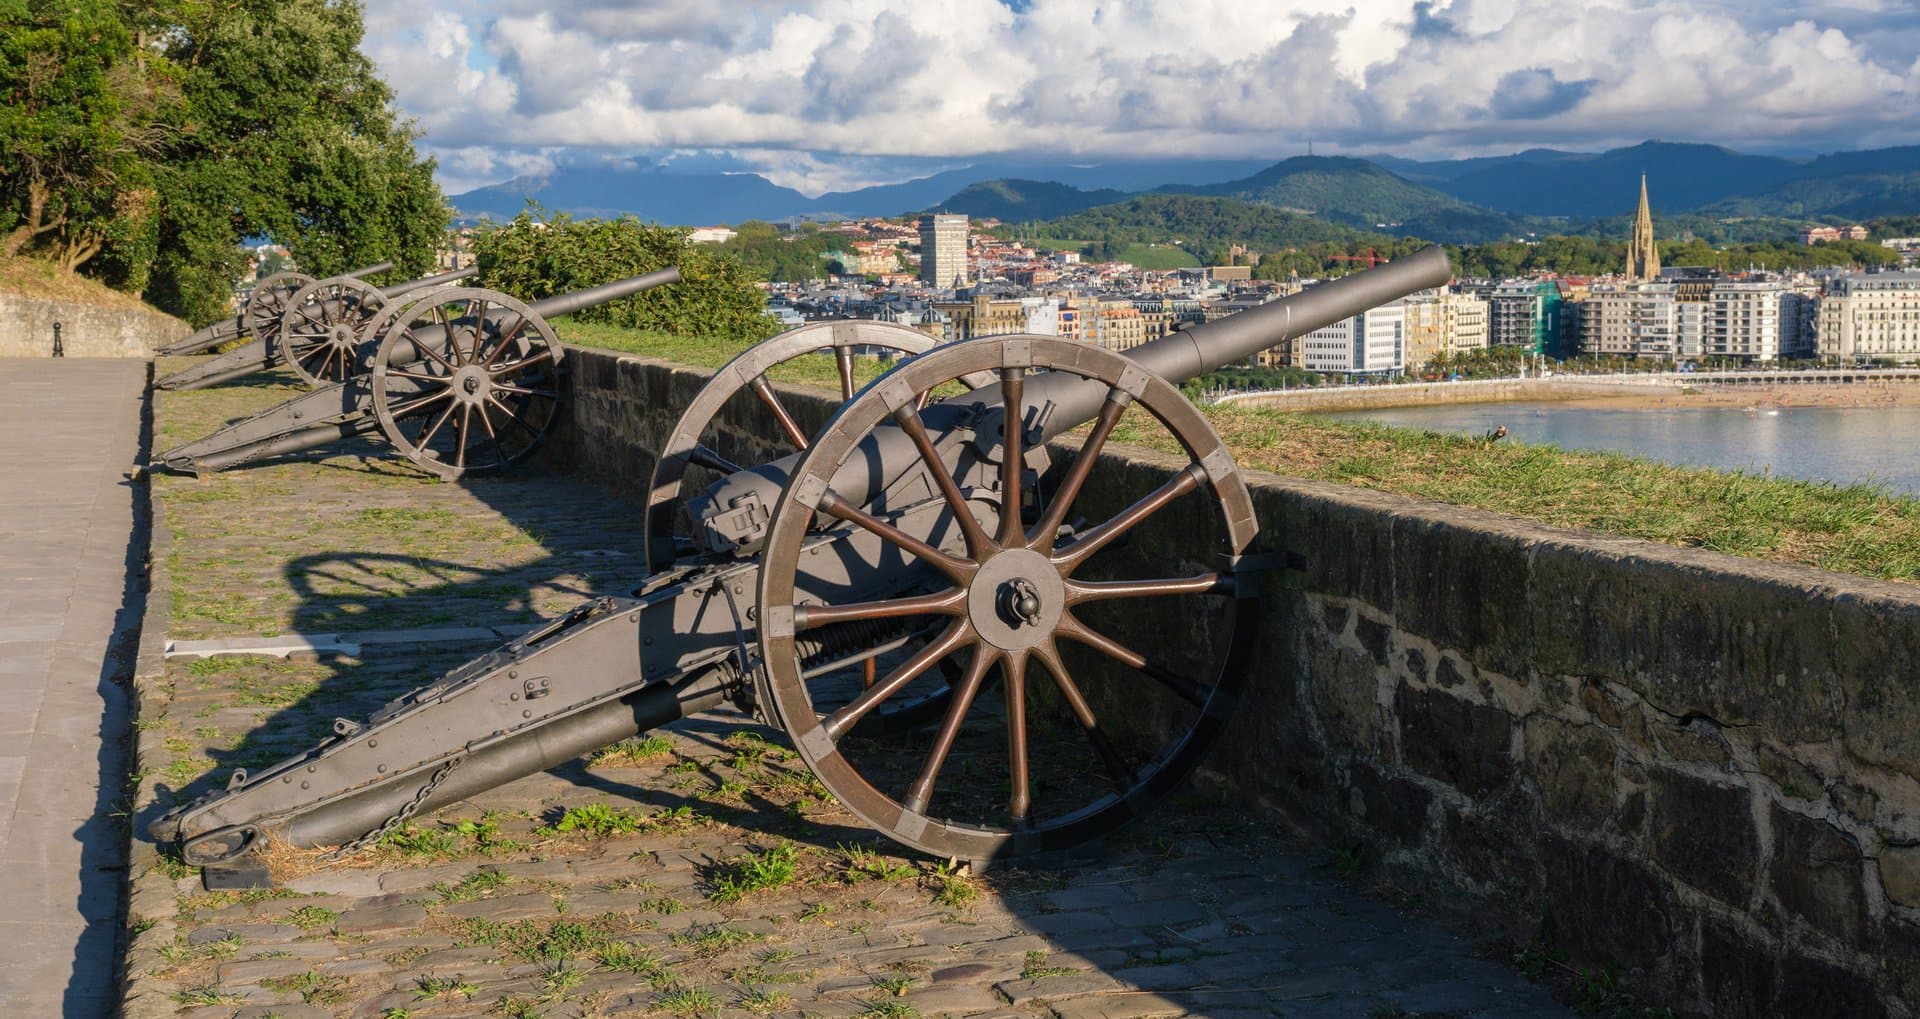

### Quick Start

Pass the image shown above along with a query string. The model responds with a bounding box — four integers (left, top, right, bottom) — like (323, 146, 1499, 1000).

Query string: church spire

(1626, 174, 1660, 282)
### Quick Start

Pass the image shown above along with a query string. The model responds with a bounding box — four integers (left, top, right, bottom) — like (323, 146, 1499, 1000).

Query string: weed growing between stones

(840, 843, 914, 883)
(656, 986, 723, 1018)
(1022, 950, 1080, 979)
(171, 983, 246, 1006)
(738, 988, 795, 1015)
(709, 842, 800, 902)
(588, 735, 675, 766)
(260, 970, 350, 1005)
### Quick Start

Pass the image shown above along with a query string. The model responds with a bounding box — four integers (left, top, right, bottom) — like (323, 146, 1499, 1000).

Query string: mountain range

(449, 141, 1920, 244)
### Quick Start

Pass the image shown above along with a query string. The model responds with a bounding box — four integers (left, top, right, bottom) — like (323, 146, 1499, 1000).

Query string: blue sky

(358, 0, 1920, 195)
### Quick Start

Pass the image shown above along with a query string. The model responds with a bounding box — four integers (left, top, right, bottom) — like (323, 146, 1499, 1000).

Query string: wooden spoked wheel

(244, 272, 314, 356)
(644, 320, 950, 573)
(369, 288, 564, 481)
(278, 277, 388, 386)
(756, 335, 1259, 860)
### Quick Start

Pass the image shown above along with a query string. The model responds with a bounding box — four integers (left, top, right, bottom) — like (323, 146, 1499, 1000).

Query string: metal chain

(324, 752, 467, 859)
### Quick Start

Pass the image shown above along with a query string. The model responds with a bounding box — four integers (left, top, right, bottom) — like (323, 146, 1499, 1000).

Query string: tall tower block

(1626, 175, 1661, 283)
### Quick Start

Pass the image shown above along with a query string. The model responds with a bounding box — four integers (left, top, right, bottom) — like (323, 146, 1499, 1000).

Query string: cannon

(152, 248, 1451, 878)
(155, 266, 480, 392)
(157, 261, 396, 357)
(147, 268, 682, 479)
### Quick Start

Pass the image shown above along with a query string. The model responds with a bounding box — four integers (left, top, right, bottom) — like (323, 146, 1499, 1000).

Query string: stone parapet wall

(0, 291, 189, 357)
(555, 344, 1918, 1017)
(1219, 377, 1671, 413)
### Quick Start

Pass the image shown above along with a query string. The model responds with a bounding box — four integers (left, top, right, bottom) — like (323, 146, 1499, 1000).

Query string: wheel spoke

(794, 587, 965, 630)
(388, 367, 448, 384)
(1055, 463, 1204, 572)
(1066, 573, 1233, 604)
(1030, 391, 1128, 548)
(484, 392, 548, 447)
(998, 368, 1025, 546)
(901, 643, 996, 814)
(836, 346, 857, 401)
(1005, 651, 1031, 823)
(492, 382, 557, 400)
(818, 490, 974, 583)
(411, 331, 457, 373)
(454, 405, 471, 468)
(480, 312, 528, 366)
(891, 407, 992, 558)
(1031, 639, 1133, 789)
(750, 375, 810, 449)
(418, 399, 459, 449)
(821, 620, 972, 739)
(474, 400, 511, 467)
(1058, 612, 1208, 707)
(388, 387, 454, 419)
(488, 347, 554, 378)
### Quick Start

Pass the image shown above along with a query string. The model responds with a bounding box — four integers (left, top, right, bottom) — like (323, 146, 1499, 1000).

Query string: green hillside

(935, 178, 1129, 221)
(1001, 194, 1387, 255)
(1702, 172, 1920, 221)
(1166, 156, 1526, 242)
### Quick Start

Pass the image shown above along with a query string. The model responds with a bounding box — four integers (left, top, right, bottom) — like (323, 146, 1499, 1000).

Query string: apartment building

(1300, 302, 1406, 375)
(1816, 271, 1920, 361)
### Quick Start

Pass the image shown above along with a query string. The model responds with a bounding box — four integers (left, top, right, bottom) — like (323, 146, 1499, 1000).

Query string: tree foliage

(0, 0, 446, 324)
(716, 220, 852, 283)
(472, 207, 777, 342)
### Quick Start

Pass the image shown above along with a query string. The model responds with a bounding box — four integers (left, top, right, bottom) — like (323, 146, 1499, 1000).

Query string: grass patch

(260, 970, 350, 1005)
(671, 923, 763, 957)
(841, 844, 914, 883)
(709, 842, 800, 903)
(1022, 950, 1081, 979)
(656, 986, 723, 1018)
(589, 736, 676, 766)
(538, 802, 645, 837)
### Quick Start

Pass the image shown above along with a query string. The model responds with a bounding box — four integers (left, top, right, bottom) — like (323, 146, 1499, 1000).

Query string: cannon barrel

(156, 266, 491, 392)
(376, 264, 476, 298)
(157, 261, 397, 355)
(526, 267, 685, 320)
(692, 246, 1453, 552)
(151, 268, 685, 474)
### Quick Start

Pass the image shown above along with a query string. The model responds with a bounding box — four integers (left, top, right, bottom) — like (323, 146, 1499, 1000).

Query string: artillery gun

(152, 248, 1452, 879)
(148, 268, 683, 479)
(155, 266, 480, 392)
(157, 261, 396, 357)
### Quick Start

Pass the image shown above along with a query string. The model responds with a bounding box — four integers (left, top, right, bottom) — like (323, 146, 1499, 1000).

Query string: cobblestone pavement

(125, 361, 1571, 1019)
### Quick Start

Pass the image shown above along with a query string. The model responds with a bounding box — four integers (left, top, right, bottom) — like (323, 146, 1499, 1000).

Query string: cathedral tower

(1626, 175, 1660, 283)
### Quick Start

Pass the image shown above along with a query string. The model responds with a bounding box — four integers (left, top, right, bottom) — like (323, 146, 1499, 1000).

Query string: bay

(1315, 403, 1920, 496)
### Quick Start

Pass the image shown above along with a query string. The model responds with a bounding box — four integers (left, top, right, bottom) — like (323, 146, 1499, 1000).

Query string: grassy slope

(559, 323, 1920, 583)
(0, 256, 166, 313)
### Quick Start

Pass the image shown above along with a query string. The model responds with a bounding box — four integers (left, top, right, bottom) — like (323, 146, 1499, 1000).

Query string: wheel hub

(969, 548, 1064, 651)
(452, 365, 491, 406)
(329, 324, 354, 347)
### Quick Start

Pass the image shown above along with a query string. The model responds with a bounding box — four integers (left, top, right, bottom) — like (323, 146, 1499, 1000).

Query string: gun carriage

(155, 266, 480, 392)
(156, 261, 396, 357)
(153, 248, 1452, 879)
(149, 268, 683, 479)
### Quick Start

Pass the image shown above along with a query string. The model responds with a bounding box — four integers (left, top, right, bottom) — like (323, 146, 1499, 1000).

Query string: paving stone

(233, 1006, 334, 1019)
(284, 869, 388, 897)
(901, 983, 1010, 1014)
(334, 901, 429, 934)
(445, 891, 560, 920)
(189, 922, 304, 944)
(996, 969, 1126, 1003)
(217, 957, 323, 985)
(1045, 883, 1143, 911)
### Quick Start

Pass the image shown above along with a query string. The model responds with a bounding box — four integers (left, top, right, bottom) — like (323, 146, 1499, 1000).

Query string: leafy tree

(0, 0, 166, 277)
(472, 207, 777, 342)
(0, 0, 446, 325)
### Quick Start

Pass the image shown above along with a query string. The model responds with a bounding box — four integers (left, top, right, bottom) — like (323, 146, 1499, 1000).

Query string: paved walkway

(0, 359, 146, 1016)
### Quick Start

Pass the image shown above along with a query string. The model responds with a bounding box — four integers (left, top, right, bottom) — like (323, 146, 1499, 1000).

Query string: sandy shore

(1556, 381, 1920, 410)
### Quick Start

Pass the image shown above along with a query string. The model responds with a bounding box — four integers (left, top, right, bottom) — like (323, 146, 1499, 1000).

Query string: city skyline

(360, 0, 1920, 196)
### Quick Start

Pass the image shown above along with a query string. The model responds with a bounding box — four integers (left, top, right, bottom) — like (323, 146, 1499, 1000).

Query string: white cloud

(359, 0, 1920, 191)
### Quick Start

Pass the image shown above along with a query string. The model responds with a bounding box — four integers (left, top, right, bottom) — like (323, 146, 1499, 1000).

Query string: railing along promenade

(1210, 367, 1920, 407)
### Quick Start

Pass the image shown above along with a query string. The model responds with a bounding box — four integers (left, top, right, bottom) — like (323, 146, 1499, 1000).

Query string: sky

(358, 0, 1920, 196)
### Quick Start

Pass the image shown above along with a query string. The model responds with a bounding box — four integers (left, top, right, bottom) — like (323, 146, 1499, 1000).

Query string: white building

(1301, 302, 1405, 375)
(1020, 296, 1061, 336)
(688, 226, 737, 244)
(918, 214, 968, 288)
(1817, 271, 1920, 362)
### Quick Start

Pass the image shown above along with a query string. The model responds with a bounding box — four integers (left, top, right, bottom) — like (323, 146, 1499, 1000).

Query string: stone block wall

(557, 344, 1920, 1017)
(0, 291, 189, 357)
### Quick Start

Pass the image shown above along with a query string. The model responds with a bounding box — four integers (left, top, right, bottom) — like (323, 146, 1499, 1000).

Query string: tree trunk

(2, 181, 64, 259)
